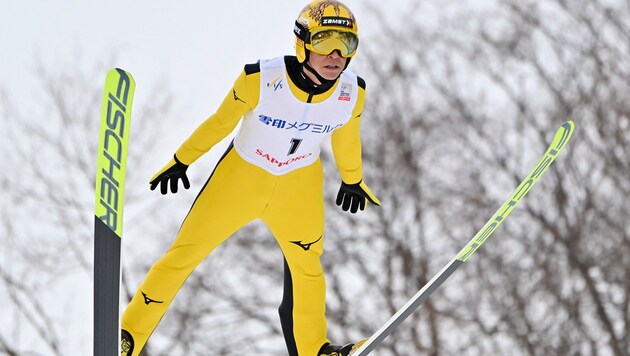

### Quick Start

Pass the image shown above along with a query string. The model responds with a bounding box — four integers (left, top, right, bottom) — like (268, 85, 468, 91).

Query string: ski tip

(552, 120, 575, 152)
(112, 67, 131, 74)
(563, 120, 575, 132)
(109, 68, 135, 85)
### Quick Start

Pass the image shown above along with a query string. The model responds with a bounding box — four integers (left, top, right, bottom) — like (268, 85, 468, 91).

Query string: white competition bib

(233, 57, 358, 175)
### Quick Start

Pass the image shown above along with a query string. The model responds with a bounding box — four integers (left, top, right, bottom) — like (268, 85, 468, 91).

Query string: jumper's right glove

(336, 180, 381, 214)
(150, 155, 190, 195)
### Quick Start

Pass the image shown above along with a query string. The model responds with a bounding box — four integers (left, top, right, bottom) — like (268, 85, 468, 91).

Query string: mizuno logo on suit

(290, 235, 323, 251)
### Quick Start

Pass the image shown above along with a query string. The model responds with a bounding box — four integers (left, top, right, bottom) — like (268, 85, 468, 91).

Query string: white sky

(1, 0, 375, 179)
(1, 0, 368, 124)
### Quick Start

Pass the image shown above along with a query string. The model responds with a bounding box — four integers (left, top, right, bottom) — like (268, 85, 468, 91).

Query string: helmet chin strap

(301, 49, 353, 86)
(302, 60, 335, 85)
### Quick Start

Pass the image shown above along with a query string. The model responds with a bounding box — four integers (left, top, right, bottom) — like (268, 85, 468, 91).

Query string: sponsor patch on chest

(255, 148, 313, 168)
(338, 83, 352, 101)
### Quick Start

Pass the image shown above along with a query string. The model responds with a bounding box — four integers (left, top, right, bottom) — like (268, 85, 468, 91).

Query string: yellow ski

(94, 68, 135, 356)
(351, 121, 575, 355)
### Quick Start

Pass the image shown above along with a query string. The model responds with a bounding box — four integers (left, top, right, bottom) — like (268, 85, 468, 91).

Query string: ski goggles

(295, 22, 359, 57)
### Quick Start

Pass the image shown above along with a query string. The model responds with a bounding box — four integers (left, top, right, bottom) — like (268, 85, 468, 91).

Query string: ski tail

(351, 120, 575, 355)
(94, 217, 123, 356)
(94, 68, 135, 356)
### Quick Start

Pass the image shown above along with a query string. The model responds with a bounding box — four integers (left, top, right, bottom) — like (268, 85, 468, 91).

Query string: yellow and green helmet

(294, 0, 359, 63)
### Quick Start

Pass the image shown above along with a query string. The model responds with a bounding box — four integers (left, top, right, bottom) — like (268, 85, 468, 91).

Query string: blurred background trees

(323, 0, 629, 355)
(1, 0, 628, 355)
(0, 60, 181, 355)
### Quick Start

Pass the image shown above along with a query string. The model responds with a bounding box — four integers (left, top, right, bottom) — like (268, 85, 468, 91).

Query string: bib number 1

(288, 138, 302, 155)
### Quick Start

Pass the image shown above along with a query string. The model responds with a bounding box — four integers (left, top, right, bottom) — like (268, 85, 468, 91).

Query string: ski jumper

(121, 56, 367, 356)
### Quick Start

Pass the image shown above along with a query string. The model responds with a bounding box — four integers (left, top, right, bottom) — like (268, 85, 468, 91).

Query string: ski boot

(121, 329, 135, 356)
(318, 342, 355, 356)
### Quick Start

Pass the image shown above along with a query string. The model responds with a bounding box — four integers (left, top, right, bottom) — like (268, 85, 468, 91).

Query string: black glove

(150, 155, 190, 195)
(336, 180, 381, 214)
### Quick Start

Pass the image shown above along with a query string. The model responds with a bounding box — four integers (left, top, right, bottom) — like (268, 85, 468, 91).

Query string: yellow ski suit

(121, 56, 378, 356)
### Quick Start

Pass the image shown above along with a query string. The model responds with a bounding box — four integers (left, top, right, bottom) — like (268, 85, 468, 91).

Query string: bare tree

(4, 1, 629, 355)
(319, 0, 630, 355)
(0, 59, 181, 355)
(0, 61, 284, 356)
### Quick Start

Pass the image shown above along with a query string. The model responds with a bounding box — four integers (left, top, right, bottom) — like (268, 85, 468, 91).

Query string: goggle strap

(294, 21, 310, 43)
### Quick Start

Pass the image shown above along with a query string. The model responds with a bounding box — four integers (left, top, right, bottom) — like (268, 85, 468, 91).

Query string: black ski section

(94, 216, 121, 356)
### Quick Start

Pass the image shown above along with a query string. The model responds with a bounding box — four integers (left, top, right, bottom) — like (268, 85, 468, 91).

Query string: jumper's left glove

(336, 180, 381, 214)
